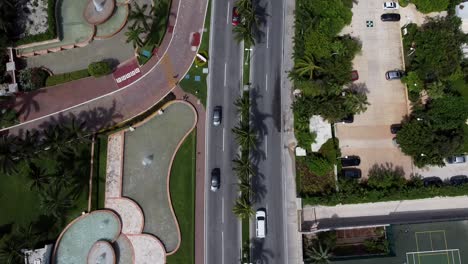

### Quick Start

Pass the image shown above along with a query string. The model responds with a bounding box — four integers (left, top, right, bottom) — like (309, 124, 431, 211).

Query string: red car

(232, 7, 241, 26)
(351, 70, 359, 81)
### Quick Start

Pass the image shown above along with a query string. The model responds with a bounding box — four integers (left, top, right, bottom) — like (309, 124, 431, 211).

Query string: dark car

(342, 168, 362, 179)
(232, 7, 241, 26)
(381, 13, 401, 22)
(423, 176, 443, 187)
(390, 124, 402, 134)
(340, 115, 354, 124)
(450, 175, 468, 186)
(385, 70, 404, 80)
(446, 155, 466, 164)
(212, 106, 222, 126)
(210, 168, 220, 191)
(340, 156, 361, 167)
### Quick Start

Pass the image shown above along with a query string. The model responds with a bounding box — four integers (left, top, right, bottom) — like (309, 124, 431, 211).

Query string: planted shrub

(88, 61, 112, 77)
(46, 69, 90, 86)
(19, 67, 49, 91)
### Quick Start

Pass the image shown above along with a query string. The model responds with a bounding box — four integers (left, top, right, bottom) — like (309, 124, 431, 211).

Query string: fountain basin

(84, 0, 116, 25)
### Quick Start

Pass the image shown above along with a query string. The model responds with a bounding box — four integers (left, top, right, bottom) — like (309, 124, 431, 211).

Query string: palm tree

(51, 169, 75, 189)
(18, 130, 39, 161)
(233, 23, 256, 47)
(61, 118, 88, 143)
(304, 243, 331, 264)
(0, 232, 25, 264)
(232, 154, 254, 179)
(27, 162, 50, 191)
(294, 54, 322, 80)
(39, 186, 73, 219)
(232, 195, 254, 219)
(0, 135, 18, 175)
(125, 24, 145, 48)
(128, 2, 153, 31)
(234, 96, 250, 119)
(0, 0, 15, 33)
(42, 124, 74, 157)
(232, 123, 257, 150)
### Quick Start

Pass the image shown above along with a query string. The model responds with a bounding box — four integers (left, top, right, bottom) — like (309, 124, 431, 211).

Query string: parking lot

(336, 0, 413, 178)
(335, 1, 468, 180)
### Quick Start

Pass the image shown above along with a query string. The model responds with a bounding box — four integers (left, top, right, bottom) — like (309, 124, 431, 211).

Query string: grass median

(167, 130, 197, 264)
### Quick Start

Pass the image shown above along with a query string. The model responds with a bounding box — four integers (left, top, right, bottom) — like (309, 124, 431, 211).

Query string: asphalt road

(205, 0, 243, 262)
(249, 0, 287, 262)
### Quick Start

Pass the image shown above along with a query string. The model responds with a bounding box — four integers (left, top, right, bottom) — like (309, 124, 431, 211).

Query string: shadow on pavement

(251, 237, 274, 264)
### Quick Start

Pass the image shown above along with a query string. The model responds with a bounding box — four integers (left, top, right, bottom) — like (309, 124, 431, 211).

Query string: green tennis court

(406, 249, 461, 264)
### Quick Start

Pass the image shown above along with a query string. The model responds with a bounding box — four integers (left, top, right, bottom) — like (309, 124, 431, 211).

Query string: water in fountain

(142, 155, 154, 166)
(93, 0, 104, 12)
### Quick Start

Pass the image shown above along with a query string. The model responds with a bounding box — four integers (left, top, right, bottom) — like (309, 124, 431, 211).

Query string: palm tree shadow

(251, 238, 275, 264)
(253, 0, 269, 43)
(251, 163, 266, 203)
(250, 86, 269, 164)
(13, 89, 46, 120)
(36, 100, 123, 133)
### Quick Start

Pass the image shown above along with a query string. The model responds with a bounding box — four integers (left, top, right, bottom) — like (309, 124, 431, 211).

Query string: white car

(383, 1, 399, 9)
(256, 209, 266, 238)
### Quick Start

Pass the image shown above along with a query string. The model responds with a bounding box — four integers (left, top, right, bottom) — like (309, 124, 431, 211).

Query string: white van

(256, 209, 266, 238)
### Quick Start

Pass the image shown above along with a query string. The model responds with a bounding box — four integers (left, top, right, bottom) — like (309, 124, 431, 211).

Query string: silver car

(447, 155, 466, 164)
(212, 106, 222, 126)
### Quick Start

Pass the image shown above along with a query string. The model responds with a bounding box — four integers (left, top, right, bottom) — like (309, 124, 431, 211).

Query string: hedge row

(16, 0, 57, 46)
(46, 69, 89, 86)
(303, 179, 468, 206)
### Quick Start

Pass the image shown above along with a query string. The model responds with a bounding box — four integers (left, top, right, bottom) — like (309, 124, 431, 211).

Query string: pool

(54, 210, 121, 264)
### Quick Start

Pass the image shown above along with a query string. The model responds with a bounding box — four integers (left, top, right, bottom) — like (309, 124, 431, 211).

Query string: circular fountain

(83, 0, 116, 25)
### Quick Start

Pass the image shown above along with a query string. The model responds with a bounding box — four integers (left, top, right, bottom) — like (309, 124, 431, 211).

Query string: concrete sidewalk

(304, 196, 468, 230)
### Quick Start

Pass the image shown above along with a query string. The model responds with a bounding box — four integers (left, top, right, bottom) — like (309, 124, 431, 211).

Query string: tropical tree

(0, 135, 18, 175)
(125, 24, 145, 48)
(0, 233, 25, 264)
(27, 162, 51, 191)
(304, 243, 331, 264)
(232, 154, 254, 179)
(18, 130, 39, 161)
(234, 96, 250, 119)
(62, 118, 88, 144)
(0, 0, 15, 33)
(293, 54, 322, 80)
(232, 195, 254, 219)
(128, 2, 153, 30)
(233, 23, 256, 47)
(232, 123, 257, 150)
(39, 186, 74, 219)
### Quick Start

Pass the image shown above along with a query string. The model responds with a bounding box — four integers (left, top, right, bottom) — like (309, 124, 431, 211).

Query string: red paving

(5, 0, 209, 261)
(113, 59, 142, 88)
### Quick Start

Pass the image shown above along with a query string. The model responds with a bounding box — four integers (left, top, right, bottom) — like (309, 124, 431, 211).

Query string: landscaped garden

(0, 121, 94, 263)
(167, 130, 196, 264)
(179, 0, 211, 106)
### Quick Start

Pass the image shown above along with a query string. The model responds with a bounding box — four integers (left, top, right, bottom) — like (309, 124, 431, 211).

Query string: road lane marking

(224, 63, 227, 87)
(266, 26, 270, 49)
(226, 2, 230, 24)
(222, 231, 225, 264)
(265, 74, 268, 91)
(265, 135, 268, 158)
(222, 127, 225, 152)
(222, 196, 225, 223)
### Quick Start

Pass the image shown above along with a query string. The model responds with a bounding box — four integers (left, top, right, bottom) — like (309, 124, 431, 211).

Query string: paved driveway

(336, 0, 412, 178)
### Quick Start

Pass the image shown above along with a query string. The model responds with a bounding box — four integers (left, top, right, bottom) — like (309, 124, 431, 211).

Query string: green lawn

(167, 130, 196, 264)
(179, 0, 211, 106)
(0, 144, 90, 243)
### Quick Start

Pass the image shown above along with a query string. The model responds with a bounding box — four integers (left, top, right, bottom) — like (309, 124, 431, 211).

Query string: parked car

(381, 13, 401, 22)
(383, 1, 399, 9)
(232, 7, 241, 26)
(423, 176, 443, 187)
(340, 156, 361, 167)
(446, 155, 466, 164)
(340, 115, 354, 124)
(213, 106, 222, 126)
(210, 168, 220, 191)
(342, 168, 362, 179)
(385, 70, 404, 80)
(390, 124, 402, 134)
(256, 209, 266, 238)
(351, 70, 359, 81)
(392, 137, 399, 147)
(450, 175, 468, 186)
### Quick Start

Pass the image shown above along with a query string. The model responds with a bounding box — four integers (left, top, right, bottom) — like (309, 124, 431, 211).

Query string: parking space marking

(224, 63, 227, 87)
(265, 74, 268, 91)
(222, 127, 225, 152)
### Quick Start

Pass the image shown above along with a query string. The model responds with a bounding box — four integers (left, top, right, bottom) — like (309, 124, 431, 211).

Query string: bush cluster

(88, 61, 112, 77)
(16, 0, 57, 45)
(18, 67, 49, 91)
(46, 69, 90, 86)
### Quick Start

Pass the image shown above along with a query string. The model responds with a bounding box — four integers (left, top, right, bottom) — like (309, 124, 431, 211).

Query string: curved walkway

(5, 0, 208, 134)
